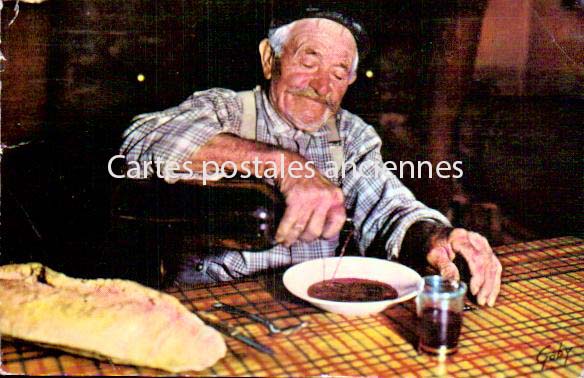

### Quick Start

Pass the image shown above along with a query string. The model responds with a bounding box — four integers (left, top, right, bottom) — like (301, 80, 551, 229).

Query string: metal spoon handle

(213, 302, 272, 328)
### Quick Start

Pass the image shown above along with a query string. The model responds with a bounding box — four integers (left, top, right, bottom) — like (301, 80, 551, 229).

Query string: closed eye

(332, 68, 349, 81)
(300, 49, 319, 68)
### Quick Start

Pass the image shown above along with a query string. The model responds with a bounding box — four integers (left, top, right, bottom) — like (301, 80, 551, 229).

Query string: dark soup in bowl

(308, 278, 398, 302)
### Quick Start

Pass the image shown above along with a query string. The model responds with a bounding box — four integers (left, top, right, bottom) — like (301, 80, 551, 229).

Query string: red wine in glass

(419, 308, 463, 354)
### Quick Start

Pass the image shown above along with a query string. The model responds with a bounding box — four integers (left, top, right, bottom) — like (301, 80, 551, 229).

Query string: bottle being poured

(111, 177, 285, 251)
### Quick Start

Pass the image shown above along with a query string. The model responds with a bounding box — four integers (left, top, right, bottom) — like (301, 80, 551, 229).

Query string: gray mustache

(288, 88, 337, 109)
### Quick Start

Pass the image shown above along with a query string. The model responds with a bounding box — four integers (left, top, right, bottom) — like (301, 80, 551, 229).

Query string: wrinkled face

(267, 19, 357, 132)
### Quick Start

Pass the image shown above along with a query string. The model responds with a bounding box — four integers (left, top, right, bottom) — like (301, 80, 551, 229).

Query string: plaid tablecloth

(2, 236, 583, 377)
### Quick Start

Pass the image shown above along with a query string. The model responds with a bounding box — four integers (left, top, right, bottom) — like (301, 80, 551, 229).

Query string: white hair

(268, 20, 359, 78)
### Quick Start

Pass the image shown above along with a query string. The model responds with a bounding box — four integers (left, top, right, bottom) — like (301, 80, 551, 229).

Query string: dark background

(1, 0, 582, 281)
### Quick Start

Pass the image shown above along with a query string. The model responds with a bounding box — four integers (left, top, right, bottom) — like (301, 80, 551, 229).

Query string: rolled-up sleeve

(341, 116, 451, 259)
(120, 88, 242, 173)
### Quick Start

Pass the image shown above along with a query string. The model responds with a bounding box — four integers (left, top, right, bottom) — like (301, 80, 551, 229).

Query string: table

(2, 236, 583, 377)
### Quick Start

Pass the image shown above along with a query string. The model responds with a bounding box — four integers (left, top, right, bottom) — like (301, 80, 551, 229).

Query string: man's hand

(275, 158, 346, 247)
(426, 228, 502, 306)
(188, 134, 346, 247)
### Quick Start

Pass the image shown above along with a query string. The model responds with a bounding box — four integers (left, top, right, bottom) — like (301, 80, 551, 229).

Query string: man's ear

(259, 38, 275, 80)
(349, 72, 357, 85)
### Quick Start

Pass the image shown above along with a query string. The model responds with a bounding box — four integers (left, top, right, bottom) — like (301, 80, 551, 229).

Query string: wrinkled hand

(275, 159, 346, 247)
(426, 228, 502, 306)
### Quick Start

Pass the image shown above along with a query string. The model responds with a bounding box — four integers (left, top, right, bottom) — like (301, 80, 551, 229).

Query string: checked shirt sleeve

(120, 88, 242, 175)
(340, 115, 451, 259)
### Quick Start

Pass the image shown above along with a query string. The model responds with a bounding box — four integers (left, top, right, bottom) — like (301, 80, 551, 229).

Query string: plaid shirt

(121, 87, 450, 283)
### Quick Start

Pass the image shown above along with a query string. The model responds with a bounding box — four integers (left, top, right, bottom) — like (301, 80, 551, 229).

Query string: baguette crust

(0, 263, 226, 372)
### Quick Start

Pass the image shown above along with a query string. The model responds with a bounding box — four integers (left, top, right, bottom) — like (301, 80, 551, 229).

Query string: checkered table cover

(2, 236, 583, 377)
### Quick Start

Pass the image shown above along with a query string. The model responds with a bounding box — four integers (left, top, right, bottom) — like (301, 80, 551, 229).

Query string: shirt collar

(259, 89, 330, 138)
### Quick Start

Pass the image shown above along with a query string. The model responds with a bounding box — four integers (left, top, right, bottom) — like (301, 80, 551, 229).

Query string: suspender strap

(237, 86, 259, 141)
(325, 115, 345, 173)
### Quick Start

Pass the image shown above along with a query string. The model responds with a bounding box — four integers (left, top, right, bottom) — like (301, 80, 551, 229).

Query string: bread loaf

(0, 263, 226, 372)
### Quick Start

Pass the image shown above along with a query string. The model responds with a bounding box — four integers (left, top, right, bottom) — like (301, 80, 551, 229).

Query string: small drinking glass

(416, 275, 467, 356)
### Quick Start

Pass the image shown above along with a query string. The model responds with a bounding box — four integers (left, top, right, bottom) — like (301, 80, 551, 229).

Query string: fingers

(321, 203, 346, 239)
(449, 229, 502, 306)
(486, 256, 502, 306)
(450, 230, 484, 295)
(276, 176, 345, 247)
(275, 206, 299, 240)
(468, 232, 497, 306)
(427, 245, 460, 281)
(474, 255, 501, 306)
(440, 261, 460, 281)
(275, 202, 312, 247)
(476, 260, 496, 306)
(300, 203, 328, 242)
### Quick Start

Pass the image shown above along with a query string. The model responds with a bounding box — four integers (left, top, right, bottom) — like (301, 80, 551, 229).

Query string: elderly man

(120, 10, 501, 306)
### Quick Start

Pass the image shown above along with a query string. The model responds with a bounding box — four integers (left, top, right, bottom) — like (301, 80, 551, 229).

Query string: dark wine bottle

(111, 177, 285, 251)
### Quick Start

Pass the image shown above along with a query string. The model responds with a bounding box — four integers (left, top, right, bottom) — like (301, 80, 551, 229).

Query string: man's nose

(309, 72, 332, 97)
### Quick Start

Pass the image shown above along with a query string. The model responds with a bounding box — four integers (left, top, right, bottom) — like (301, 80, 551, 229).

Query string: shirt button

(195, 262, 205, 272)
